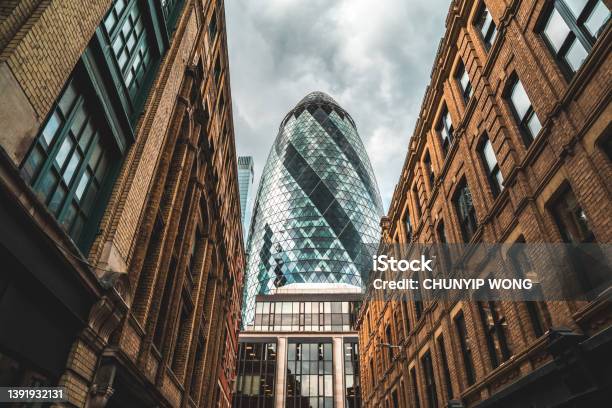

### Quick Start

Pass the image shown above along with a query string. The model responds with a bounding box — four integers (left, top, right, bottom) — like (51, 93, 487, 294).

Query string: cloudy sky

(225, 0, 449, 212)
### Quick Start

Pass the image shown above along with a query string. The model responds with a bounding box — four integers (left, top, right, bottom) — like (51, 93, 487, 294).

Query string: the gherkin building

(242, 91, 383, 323)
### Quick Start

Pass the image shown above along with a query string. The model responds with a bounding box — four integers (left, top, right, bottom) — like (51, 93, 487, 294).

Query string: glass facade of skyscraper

(242, 91, 383, 324)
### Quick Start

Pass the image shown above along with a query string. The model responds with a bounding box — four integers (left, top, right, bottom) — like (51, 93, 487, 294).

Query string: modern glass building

(235, 92, 382, 408)
(238, 156, 255, 243)
(242, 91, 383, 323)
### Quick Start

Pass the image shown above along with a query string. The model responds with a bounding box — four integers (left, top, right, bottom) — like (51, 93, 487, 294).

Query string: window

(286, 343, 333, 408)
(437, 336, 453, 400)
(104, 0, 156, 108)
(385, 324, 394, 363)
(423, 151, 435, 188)
(599, 130, 612, 161)
(214, 55, 222, 84)
(402, 300, 411, 335)
(153, 256, 176, 349)
(550, 186, 608, 295)
(410, 366, 421, 408)
(509, 241, 550, 338)
(437, 107, 454, 155)
(391, 389, 399, 408)
(233, 342, 276, 406)
(369, 359, 375, 389)
(506, 75, 542, 144)
(541, 1, 610, 74)
(479, 135, 503, 197)
(414, 294, 423, 321)
(421, 351, 438, 408)
(21, 78, 117, 252)
(474, 3, 498, 49)
(160, 0, 184, 32)
(344, 342, 361, 408)
(453, 180, 477, 242)
(209, 9, 218, 43)
(456, 60, 473, 102)
(404, 210, 413, 241)
(551, 187, 595, 243)
(412, 184, 422, 220)
(454, 311, 476, 385)
(477, 301, 511, 368)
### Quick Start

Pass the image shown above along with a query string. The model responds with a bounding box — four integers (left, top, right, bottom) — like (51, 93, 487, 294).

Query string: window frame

(474, 2, 498, 50)
(437, 105, 454, 155)
(478, 134, 503, 197)
(539, 0, 610, 77)
(455, 59, 473, 103)
(20, 72, 121, 253)
(505, 74, 542, 146)
(453, 179, 478, 242)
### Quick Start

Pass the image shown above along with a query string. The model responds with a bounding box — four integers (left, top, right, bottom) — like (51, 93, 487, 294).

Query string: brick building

(357, 0, 611, 407)
(0, 0, 244, 407)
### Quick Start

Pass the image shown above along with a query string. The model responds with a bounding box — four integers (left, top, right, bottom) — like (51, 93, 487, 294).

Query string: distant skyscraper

(237, 156, 255, 243)
(234, 92, 383, 408)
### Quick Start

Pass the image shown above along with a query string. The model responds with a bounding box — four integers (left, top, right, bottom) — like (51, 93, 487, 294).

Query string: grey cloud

(226, 0, 449, 212)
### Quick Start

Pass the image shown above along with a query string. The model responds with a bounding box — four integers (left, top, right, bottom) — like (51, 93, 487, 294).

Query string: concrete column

(333, 336, 345, 408)
(275, 337, 287, 408)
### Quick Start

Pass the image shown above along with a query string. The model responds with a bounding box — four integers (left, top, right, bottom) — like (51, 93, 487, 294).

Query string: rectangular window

(550, 187, 607, 294)
(404, 210, 413, 241)
(214, 55, 222, 84)
(286, 343, 333, 408)
(423, 151, 435, 188)
(477, 301, 511, 368)
(453, 180, 477, 242)
(391, 389, 399, 408)
(551, 187, 595, 243)
(456, 60, 473, 102)
(21, 78, 117, 252)
(507, 75, 542, 144)
(474, 3, 498, 49)
(209, 9, 218, 43)
(454, 311, 476, 385)
(413, 183, 422, 220)
(437, 107, 454, 155)
(369, 359, 375, 389)
(344, 342, 361, 408)
(421, 351, 438, 408)
(385, 324, 394, 363)
(480, 135, 503, 197)
(233, 342, 276, 406)
(542, 1, 610, 74)
(437, 336, 453, 400)
(104, 0, 155, 108)
(410, 366, 421, 408)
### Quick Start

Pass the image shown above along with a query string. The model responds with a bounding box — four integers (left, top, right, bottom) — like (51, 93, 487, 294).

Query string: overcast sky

(225, 0, 449, 212)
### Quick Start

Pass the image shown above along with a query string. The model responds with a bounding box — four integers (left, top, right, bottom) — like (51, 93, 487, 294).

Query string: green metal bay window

(100, 0, 166, 123)
(21, 76, 120, 252)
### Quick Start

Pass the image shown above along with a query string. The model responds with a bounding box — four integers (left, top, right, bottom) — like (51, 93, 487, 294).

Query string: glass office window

(286, 342, 333, 408)
(233, 342, 277, 407)
(345, 341, 361, 408)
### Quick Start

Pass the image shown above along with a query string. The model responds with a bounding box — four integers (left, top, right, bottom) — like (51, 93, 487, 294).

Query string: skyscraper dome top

(296, 91, 339, 107)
